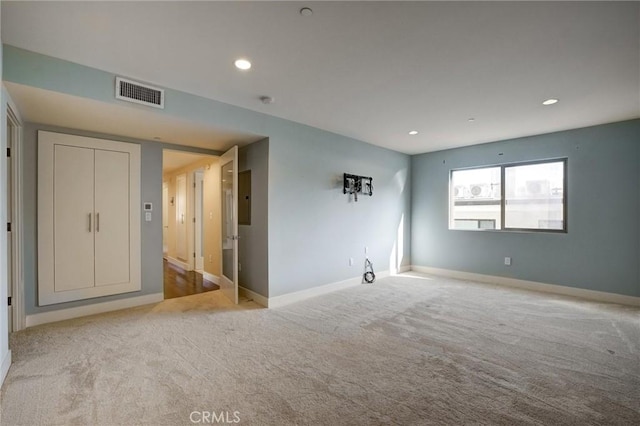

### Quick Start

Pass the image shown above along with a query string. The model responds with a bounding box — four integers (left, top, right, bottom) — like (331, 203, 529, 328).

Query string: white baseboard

(26, 293, 165, 328)
(0, 349, 11, 387)
(166, 256, 191, 271)
(410, 265, 640, 307)
(268, 270, 390, 309)
(397, 265, 411, 274)
(202, 271, 220, 285)
(239, 286, 268, 307)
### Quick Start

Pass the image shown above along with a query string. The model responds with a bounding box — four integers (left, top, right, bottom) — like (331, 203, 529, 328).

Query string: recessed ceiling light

(468, 118, 475, 122)
(300, 7, 313, 17)
(408, 130, 418, 135)
(542, 98, 558, 105)
(234, 58, 252, 70)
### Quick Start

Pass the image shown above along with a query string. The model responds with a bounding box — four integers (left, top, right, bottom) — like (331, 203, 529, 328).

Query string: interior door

(94, 149, 130, 286)
(220, 146, 238, 304)
(194, 170, 204, 271)
(53, 145, 96, 291)
(162, 183, 169, 256)
(176, 173, 188, 261)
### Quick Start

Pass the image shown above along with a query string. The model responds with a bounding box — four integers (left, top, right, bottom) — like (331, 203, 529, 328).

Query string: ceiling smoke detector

(260, 96, 275, 105)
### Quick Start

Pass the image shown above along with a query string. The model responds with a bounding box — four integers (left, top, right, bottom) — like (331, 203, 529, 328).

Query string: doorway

(175, 173, 188, 262)
(194, 169, 204, 272)
(162, 182, 169, 256)
(161, 150, 221, 299)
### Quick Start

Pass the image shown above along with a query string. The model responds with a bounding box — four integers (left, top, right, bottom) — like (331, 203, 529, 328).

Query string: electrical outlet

(349, 257, 354, 266)
(504, 257, 512, 266)
(208, 254, 212, 263)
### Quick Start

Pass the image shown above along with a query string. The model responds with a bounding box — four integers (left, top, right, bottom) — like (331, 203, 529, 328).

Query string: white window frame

(450, 158, 568, 233)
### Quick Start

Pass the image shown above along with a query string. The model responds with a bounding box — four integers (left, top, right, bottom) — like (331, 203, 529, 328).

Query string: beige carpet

(1, 273, 639, 425)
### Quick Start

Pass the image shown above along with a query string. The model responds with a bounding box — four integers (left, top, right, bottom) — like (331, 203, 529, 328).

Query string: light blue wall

(268, 126, 410, 296)
(239, 138, 269, 297)
(411, 120, 640, 297)
(3, 46, 269, 137)
(5, 46, 411, 305)
(21, 123, 222, 314)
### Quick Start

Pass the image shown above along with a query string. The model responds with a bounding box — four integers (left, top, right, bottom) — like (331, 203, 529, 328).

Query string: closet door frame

(38, 131, 141, 306)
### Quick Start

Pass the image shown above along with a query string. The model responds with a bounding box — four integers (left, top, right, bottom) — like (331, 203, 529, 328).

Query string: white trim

(397, 265, 411, 274)
(26, 292, 164, 328)
(0, 349, 11, 386)
(202, 271, 220, 285)
(37, 131, 141, 305)
(239, 286, 268, 307)
(410, 265, 640, 307)
(268, 270, 390, 309)
(166, 256, 192, 271)
(6, 100, 25, 331)
(185, 171, 195, 272)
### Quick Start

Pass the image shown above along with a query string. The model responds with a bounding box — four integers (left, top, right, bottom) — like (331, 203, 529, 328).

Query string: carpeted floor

(1, 273, 639, 425)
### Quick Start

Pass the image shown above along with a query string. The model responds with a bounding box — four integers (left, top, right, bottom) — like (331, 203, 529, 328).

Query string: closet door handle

(88, 213, 92, 232)
(96, 213, 100, 232)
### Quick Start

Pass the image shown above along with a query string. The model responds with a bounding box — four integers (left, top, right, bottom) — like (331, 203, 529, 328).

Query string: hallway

(163, 259, 219, 299)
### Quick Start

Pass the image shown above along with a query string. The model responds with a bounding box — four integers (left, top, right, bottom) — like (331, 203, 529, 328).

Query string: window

(450, 167, 501, 229)
(504, 161, 565, 231)
(450, 159, 566, 232)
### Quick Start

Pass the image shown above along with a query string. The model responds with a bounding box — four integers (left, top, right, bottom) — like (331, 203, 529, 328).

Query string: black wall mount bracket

(343, 173, 373, 202)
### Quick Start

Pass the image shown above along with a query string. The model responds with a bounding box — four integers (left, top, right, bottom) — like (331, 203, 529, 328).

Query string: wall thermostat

(143, 202, 153, 211)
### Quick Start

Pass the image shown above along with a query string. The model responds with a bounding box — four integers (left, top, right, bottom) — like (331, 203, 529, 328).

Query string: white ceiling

(5, 82, 263, 151)
(2, 1, 638, 154)
(163, 150, 216, 175)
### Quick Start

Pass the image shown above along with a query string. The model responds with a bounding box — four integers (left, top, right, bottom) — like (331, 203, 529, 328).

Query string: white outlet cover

(504, 257, 512, 266)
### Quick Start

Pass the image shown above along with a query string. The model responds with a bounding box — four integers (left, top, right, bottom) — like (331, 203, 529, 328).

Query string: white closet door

(176, 173, 188, 261)
(54, 145, 95, 291)
(94, 149, 131, 286)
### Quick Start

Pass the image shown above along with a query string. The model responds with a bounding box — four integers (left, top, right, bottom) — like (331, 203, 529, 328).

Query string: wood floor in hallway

(163, 259, 219, 299)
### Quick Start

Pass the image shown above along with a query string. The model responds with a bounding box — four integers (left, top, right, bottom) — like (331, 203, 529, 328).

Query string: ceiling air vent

(115, 77, 164, 109)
